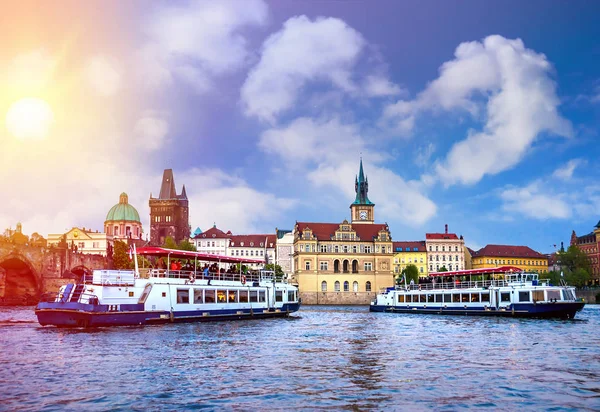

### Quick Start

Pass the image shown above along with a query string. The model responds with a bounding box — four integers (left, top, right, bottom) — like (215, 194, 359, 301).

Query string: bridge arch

(0, 253, 40, 305)
(69, 265, 92, 282)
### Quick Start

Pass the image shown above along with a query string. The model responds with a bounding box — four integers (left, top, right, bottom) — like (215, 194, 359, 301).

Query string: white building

(425, 224, 465, 272)
(276, 228, 294, 277)
(47, 227, 112, 256)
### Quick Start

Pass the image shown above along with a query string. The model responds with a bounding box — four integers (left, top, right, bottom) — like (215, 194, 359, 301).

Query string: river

(0, 305, 599, 411)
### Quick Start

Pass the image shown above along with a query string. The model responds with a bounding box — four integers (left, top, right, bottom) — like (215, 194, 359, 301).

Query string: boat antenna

(133, 243, 139, 277)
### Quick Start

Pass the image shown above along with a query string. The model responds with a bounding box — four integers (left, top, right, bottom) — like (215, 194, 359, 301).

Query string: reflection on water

(0, 305, 599, 410)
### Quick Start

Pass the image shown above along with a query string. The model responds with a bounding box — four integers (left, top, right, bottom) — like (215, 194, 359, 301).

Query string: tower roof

(159, 169, 178, 199)
(105, 193, 141, 223)
(352, 158, 374, 205)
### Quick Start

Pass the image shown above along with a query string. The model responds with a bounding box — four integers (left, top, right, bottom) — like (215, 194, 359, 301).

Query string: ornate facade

(293, 160, 394, 304)
(104, 192, 143, 241)
(149, 169, 190, 245)
(425, 225, 465, 272)
(393, 241, 428, 276)
(570, 221, 600, 282)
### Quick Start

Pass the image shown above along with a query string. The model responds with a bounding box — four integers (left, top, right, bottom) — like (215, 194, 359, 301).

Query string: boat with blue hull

(370, 266, 585, 319)
(36, 247, 300, 328)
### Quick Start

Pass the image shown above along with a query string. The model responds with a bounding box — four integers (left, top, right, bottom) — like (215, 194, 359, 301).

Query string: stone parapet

(300, 291, 376, 305)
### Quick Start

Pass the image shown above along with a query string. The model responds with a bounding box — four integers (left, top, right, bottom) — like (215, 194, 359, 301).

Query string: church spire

(352, 158, 373, 205)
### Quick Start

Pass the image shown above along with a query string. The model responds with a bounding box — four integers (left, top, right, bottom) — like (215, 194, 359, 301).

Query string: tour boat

(36, 246, 300, 328)
(370, 266, 585, 319)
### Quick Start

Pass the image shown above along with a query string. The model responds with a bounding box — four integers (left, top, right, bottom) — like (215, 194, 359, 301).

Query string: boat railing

(145, 269, 282, 283)
(83, 270, 136, 286)
(397, 279, 511, 291)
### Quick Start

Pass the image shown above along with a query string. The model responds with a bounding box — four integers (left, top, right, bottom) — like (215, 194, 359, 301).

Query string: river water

(0, 305, 599, 411)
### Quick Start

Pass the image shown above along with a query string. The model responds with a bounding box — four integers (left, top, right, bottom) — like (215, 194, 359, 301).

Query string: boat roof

(136, 246, 265, 264)
(430, 266, 523, 277)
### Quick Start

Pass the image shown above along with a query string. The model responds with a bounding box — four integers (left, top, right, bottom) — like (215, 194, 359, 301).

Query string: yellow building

(393, 241, 427, 277)
(294, 160, 394, 304)
(47, 227, 112, 256)
(470, 244, 548, 273)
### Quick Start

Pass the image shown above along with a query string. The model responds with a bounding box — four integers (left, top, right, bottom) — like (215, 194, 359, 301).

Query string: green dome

(105, 193, 141, 223)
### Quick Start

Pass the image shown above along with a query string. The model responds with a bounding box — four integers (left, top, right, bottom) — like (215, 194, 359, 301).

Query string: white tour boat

(370, 266, 585, 319)
(36, 246, 300, 327)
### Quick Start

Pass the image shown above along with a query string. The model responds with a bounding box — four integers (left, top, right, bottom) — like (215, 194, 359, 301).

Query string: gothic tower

(149, 169, 190, 245)
(350, 158, 375, 224)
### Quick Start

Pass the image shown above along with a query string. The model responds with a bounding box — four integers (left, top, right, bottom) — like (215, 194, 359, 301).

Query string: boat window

(461, 294, 469, 303)
(205, 290, 216, 303)
(547, 289, 561, 301)
(471, 294, 480, 303)
(501, 292, 511, 302)
(217, 290, 227, 303)
(398, 294, 405, 303)
(532, 290, 544, 301)
(249, 290, 258, 303)
(435, 294, 442, 303)
(193, 289, 203, 304)
(239, 290, 249, 303)
(138, 283, 152, 304)
(177, 289, 190, 304)
(452, 294, 460, 303)
(258, 290, 266, 303)
(443, 293, 451, 303)
(419, 294, 426, 303)
(563, 289, 575, 301)
(276, 290, 283, 302)
(481, 292, 490, 303)
(406, 294, 412, 303)
(427, 294, 434, 303)
(288, 290, 296, 302)
(228, 290, 238, 303)
(518, 291, 530, 302)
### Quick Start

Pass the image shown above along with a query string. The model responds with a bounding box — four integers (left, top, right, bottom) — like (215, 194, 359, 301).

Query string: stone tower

(350, 158, 375, 224)
(149, 169, 190, 245)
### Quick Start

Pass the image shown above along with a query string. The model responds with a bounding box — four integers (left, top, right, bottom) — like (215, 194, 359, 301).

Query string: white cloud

(501, 183, 571, 219)
(383, 35, 573, 185)
(85, 55, 121, 97)
(552, 159, 582, 181)
(134, 114, 169, 151)
(364, 75, 404, 97)
(414, 143, 436, 167)
(139, 0, 268, 94)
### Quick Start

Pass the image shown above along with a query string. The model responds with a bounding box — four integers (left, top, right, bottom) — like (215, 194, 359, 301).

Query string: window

(320, 244, 327, 252)
(420, 267, 423, 273)
(305, 244, 310, 252)
(442, 246, 445, 251)
(205, 290, 215, 303)
(177, 289, 190, 304)
(352, 246, 357, 253)
(334, 246, 339, 253)
(78, 242, 85, 249)
(344, 281, 349, 292)
(92, 242, 99, 248)
(364, 262, 372, 271)
(365, 281, 372, 292)
(228, 290, 237, 303)
(435, 246, 438, 251)
(519, 291, 530, 302)
(343, 245, 349, 253)
(250, 250, 254, 256)
(365, 246, 371, 253)
(320, 261, 328, 271)
(353, 281, 358, 292)
(481, 292, 490, 303)
(334, 281, 340, 292)
(193, 289, 203, 304)
(501, 292, 511, 302)
(275, 290, 283, 302)
(429, 246, 432, 251)
(239, 290, 248, 303)
(305, 261, 311, 270)
(321, 281, 327, 292)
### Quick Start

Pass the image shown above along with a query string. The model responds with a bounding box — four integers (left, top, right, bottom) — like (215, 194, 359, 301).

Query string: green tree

(559, 245, 592, 274)
(113, 240, 132, 270)
(162, 236, 178, 250)
(264, 263, 285, 280)
(178, 239, 197, 251)
(566, 268, 591, 288)
(545, 270, 562, 285)
(399, 264, 419, 285)
(438, 266, 448, 272)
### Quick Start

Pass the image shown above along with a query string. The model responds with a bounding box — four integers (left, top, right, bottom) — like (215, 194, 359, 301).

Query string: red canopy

(135, 246, 265, 265)
(430, 266, 523, 277)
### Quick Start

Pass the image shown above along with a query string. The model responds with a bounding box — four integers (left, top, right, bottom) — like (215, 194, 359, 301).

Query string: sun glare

(5, 97, 55, 140)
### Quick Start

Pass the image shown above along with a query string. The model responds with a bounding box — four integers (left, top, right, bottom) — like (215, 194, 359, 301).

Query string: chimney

(445, 224, 448, 234)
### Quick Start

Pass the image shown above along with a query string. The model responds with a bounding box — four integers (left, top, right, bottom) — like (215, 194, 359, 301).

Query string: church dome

(105, 193, 141, 223)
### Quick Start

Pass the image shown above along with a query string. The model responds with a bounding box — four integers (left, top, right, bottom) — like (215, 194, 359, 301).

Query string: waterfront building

(229, 234, 276, 270)
(192, 225, 230, 255)
(464, 247, 474, 269)
(425, 225, 465, 272)
(570, 221, 600, 282)
(276, 229, 295, 280)
(104, 193, 143, 241)
(470, 245, 548, 273)
(47, 227, 111, 256)
(293, 160, 394, 304)
(149, 169, 190, 245)
(392, 241, 427, 277)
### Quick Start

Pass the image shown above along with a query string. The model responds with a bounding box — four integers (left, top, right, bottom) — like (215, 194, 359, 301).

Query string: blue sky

(1, 0, 599, 253)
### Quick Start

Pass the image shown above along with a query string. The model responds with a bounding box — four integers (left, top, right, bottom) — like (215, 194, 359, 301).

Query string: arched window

(353, 281, 358, 292)
(365, 281, 372, 292)
(334, 260, 340, 273)
(334, 281, 340, 292)
(344, 281, 349, 292)
(321, 281, 327, 292)
(352, 260, 358, 273)
(343, 260, 349, 273)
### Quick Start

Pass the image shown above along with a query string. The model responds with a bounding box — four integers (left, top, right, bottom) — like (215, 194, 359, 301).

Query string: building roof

(296, 222, 388, 241)
(229, 234, 276, 248)
(193, 227, 202, 236)
(425, 233, 459, 240)
(471, 244, 546, 259)
(352, 158, 374, 206)
(393, 241, 426, 252)
(194, 225, 230, 239)
(105, 193, 141, 223)
(156, 169, 187, 200)
(276, 229, 292, 239)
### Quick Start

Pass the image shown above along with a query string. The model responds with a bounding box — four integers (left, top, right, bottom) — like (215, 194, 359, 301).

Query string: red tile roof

(229, 234, 276, 248)
(296, 222, 389, 241)
(393, 241, 426, 252)
(426, 233, 459, 240)
(193, 226, 230, 239)
(471, 245, 546, 259)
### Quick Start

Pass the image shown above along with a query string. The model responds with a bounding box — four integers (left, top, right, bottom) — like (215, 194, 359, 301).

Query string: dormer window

(241, 242, 244, 246)
(260, 242, 264, 247)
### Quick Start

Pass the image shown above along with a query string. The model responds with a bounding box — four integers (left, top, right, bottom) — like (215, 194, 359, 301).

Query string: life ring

(189, 274, 195, 284)
(241, 275, 247, 285)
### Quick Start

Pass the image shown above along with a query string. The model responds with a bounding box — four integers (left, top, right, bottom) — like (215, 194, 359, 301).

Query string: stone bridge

(0, 241, 108, 305)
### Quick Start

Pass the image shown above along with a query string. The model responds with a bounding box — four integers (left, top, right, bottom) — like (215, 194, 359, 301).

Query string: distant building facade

(229, 234, 276, 270)
(293, 160, 394, 305)
(104, 192, 143, 241)
(276, 229, 294, 280)
(47, 227, 111, 256)
(425, 225, 465, 272)
(470, 245, 548, 273)
(192, 225, 230, 255)
(570, 221, 600, 281)
(392, 241, 427, 277)
(149, 169, 190, 245)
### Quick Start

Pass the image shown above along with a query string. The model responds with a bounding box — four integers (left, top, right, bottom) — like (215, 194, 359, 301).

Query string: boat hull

(370, 301, 585, 319)
(36, 302, 301, 328)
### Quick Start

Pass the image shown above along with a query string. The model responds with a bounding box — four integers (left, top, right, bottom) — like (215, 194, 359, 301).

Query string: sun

(5, 97, 55, 140)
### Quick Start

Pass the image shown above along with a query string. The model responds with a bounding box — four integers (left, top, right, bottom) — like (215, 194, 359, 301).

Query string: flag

(128, 246, 133, 261)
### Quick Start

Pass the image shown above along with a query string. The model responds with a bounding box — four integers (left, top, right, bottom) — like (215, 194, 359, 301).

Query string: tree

(113, 240, 132, 270)
(30, 232, 47, 247)
(178, 239, 197, 251)
(438, 266, 448, 272)
(399, 264, 419, 285)
(264, 263, 285, 279)
(162, 236, 178, 250)
(566, 268, 591, 288)
(559, 245, 591, 274)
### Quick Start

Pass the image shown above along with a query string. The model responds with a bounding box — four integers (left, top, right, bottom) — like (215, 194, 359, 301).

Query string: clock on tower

(350, 158, 375, 224)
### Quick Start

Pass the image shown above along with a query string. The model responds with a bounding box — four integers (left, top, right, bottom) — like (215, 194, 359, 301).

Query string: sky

(1, 0, 599, 254)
